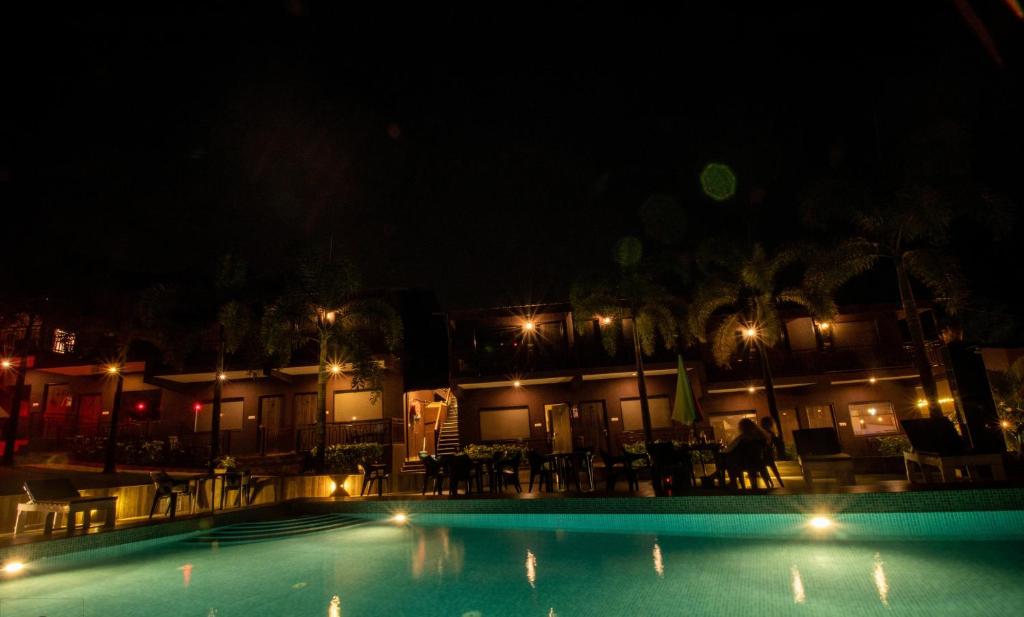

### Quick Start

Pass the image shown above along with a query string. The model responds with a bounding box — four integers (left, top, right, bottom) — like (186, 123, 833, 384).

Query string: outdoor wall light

(600, 316, 612, 325)
(329, 364, 342, 375)
(106, 365, 120, 375)
(817, 321, 831, 331)
(869, 376, 877, 384)
(742, 327, 758, 339)
(0, 359, 11, 369)
(522, 320, 536, 332)
(217, 373, 227, 381)
(512, 380, 522, 388)
(747, 386, 756, 394)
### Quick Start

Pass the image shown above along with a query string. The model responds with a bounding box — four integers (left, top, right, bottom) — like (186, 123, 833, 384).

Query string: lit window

(52, 329, 76, 354)
(848, 402, 898, 436)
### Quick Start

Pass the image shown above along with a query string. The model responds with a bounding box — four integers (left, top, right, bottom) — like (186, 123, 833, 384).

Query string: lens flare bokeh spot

(699, 162, 737, 201)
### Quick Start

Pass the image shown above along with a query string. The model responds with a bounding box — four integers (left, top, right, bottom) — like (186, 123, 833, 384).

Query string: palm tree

(802, 119, 1012, 419)
(688, 242, 869, 454)
(989, 357, 1024, 454)
(571, 236, 681, 446)
(262, 250, 402, 472)
(1, 310, 39, 466)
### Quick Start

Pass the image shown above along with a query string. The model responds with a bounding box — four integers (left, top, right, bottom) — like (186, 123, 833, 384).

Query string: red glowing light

(193, 403, 202, 412)
(135, 402, 146, 411)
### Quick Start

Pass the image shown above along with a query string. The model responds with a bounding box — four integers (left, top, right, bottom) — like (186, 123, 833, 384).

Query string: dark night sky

(3, 2, 1022, 313)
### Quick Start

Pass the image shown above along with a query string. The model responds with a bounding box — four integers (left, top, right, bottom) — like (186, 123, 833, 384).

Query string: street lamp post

(744, 326, 787, 458)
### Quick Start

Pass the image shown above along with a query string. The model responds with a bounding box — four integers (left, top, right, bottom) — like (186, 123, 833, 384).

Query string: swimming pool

(2, 511, 1023, 616)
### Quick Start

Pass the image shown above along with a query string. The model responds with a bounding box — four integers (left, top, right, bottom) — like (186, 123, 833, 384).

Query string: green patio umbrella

(671, 354, 701, 426)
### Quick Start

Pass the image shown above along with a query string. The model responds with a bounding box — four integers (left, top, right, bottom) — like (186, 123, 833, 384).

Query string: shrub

(871, 435, 912, 456)
(462, 443, 528, 460)
(320, 443, 384, 474)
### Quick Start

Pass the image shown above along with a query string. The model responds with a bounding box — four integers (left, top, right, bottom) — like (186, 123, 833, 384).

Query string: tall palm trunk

(315, 330, 329, 472)
(895, 257, 943, 418)
(2, 315, 34, 466)
(103, 356, 126, 474)
(209, 324, 225, 470)
(630, 316, 654, 445)
(755, 341, 786, 457)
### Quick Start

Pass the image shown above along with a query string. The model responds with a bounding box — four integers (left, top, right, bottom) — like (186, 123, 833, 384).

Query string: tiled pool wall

(295, 487, 1024, 515)
(293, 488, 1024, 541)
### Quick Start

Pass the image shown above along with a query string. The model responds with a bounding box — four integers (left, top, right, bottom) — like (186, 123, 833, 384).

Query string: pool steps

(186, 513, 367, 544)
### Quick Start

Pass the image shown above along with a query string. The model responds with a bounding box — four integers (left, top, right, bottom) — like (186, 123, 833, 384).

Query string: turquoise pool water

(2, 512, 1023, 616)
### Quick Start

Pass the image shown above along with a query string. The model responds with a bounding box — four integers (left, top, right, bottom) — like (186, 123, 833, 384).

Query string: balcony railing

(294, 418, 404, 452)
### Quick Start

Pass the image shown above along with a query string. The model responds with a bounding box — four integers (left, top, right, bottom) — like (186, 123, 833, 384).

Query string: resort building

(0, 297, 1009, 475)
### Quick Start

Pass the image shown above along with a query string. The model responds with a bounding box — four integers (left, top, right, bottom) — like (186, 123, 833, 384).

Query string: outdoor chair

(727, 439, 773, 489)
(647, 441, 694, 494)
(527, 450, 554, 492)
(901, 417, 1006, 483)
(495, 451, 523, 493)
(792, 428, 855, 485)
(219, 470, 251, 509)
(149, 471, 191, 519)
(358, 462, 390, 496)
(600, 449, 640, 492)
(14, 479, 117, 537)
(444, 454, 475, 496)
(419, 452, 448, 495)
(574, 447, 596, 491)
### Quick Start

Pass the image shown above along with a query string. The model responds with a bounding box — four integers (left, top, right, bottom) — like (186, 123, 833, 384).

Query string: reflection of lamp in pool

(652, 542, 664, 577)
(329, 595, 342, 617)
(2, 561, 25, 574)
(867, 407, 877, 416)
(808, 515, 833, 530)
(391, 512, 408, 524)
(525, 549, 537, 588)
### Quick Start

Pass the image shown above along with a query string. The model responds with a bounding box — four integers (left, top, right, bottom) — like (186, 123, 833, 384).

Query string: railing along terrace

(295, 418, 403, 451)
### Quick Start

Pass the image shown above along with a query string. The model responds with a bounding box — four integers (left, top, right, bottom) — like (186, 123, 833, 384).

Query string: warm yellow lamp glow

(817, 321, 830, 331)
(329, 364, 342, 375)
(523, 320, 536, 332)
(747, 386, 756, 394)
(106, 365, 120, 375)
(867, 407, 877, 416)
(808, 516, 833, 530)
(600, 316, 612, 325)
(217, 373, 227, 381)
(1002, 420, 1011, 429)
(869, 376, 877, 384)
(2, 561, 25, 574)
(0, 359, 11, 369)
(743, 327, 757, 339)
(512, 380, 522, 388)
(391, 513, 408, 524)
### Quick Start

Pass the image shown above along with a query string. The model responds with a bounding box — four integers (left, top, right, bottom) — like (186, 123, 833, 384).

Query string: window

(848, 402, 898, 436)
(620, 396, 672, 431)
(709, 411, 756, 443)
(333, 390, 382, 422)
(832, 321, 878, 348)
(786, 318, 817, 351)
(195, 399, 244, 432)
(480, 407, 531, 441)
(52, 329, 76, 354)
(294, 393, 317, 426)
(802, 403, 836, 430)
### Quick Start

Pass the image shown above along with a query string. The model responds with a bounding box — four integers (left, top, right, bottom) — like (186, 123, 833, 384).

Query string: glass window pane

(848, 401, 898, 435)
(620, 396, 672, 431)
(195, 400, 243, 432)
(709, 411, 756, 443)
(480, 407, 531, 441)
(803, 404, 836, 430)
(333, 390, 382, 422)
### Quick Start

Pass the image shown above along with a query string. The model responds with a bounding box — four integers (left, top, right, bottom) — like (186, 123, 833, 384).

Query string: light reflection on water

(873, 553, 890, 607)
(4, 520, 1023, 616)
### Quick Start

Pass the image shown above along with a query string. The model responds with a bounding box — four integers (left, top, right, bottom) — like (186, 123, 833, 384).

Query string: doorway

(544, 403, 572, 453)
(777, 407, 800, 453)
(801, 403, 837, 431)
(575, 400, 610, 453)
(258, 395, 284, 453)
(76, 393, 103, 436)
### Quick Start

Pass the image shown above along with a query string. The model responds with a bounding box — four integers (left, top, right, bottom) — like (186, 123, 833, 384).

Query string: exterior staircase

(435, 403, 461, 456)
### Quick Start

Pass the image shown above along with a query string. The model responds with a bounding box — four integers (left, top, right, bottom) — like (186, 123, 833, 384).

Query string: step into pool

(2, 511, 1023, 616)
